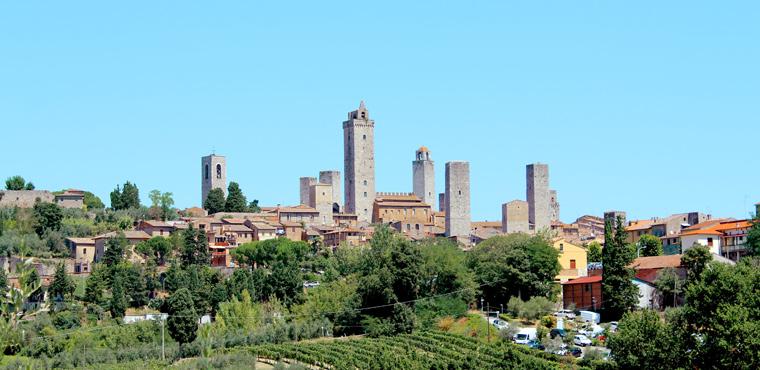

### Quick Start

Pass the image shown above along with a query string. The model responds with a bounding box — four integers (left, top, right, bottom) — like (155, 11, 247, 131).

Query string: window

(363, 180, 367, 186)
(363, 134, 366, 140)
(559, 244, 564, 252)
(205, 164, 209, 180)
(585, 284, 590, 292)
(216, 164, 222, 179)
(707, 237, 713, 247)
(364, 192, 367, 197)
(570, 259, 576, 269)
(458, 191, 462, 195)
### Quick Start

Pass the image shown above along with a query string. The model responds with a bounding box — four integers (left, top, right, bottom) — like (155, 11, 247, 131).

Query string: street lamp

(480, 297, 484, 312)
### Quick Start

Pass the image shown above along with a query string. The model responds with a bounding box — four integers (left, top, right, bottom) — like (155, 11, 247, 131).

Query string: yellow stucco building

(553, 238, 588, 282)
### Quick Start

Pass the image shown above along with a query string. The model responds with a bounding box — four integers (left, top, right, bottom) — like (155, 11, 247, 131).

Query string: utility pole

(161, 317, 165, 362)
(487, 302, 491, 343)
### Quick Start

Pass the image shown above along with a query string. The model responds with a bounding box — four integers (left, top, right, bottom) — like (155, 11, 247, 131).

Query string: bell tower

(201, 154, 226, 206)
(413, 146, 435, 209)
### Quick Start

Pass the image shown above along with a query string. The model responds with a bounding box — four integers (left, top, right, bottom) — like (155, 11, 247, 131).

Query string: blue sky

(1, 1, 759, 222)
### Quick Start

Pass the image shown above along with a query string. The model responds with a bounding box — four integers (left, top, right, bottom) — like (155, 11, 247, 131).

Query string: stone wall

(502, 200, 529, 234)
(445, 161, 471, 239)
(550, 189, 560, 222)
(300, 177, 317, 206)
(0, 190, 54, 208)
(319, 170, 342, 211)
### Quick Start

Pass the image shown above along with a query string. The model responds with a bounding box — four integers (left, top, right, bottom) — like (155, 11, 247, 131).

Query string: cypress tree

(602, 216, 638, 320)
(48, 263, 75, 301)
(203, 188, 226, 214)
(167, 288, 199, 346)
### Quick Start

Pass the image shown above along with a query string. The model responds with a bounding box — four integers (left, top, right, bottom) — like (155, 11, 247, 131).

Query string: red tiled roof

(562, 275, 602, 285)
(629, 255, 682, 270)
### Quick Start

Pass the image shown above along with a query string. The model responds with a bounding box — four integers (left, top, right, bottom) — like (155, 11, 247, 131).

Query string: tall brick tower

(343, 101, 376, 222)
(412, 146, 435, 209)
(526, 163, 550, 231)
(201, 154, 227, 206)
(445, 161, 471, 240)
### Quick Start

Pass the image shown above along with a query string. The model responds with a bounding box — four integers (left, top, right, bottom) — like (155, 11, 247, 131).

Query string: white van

(579, 310, 601, 324)
(513, 328, 537, 345)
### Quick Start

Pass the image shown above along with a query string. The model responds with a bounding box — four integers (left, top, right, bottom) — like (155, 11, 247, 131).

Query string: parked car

(554, 310, 576, 319)
(490, 319, 509, 331)
(549, 328, 567, 339)
(573, 334, 592, 347)
(578, 324, 604, 338)
(568, 346, 583, 358)
(528, 340, 545, 351)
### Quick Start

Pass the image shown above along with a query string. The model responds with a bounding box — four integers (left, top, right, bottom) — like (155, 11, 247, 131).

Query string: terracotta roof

(278, 205, 319, 213)
(223, 224, 253, 232)
(625, 220, 656, 231)
(714, 220, 752, 231)
(280, 221, 303, 227)
(562, 275, 602, 285)
(418, 146, 430, 153)
(472, 221, 502, 229)
(682, 219, 730, 232)
(141, 220, 172, 228)
(629, 255, 682, 270)
(680, 228, 722, 236)
(66, 237, 95, 245)
(221, 218, 247, 225)
(94, 230, 150, 240)
(249, 222, 275, 231)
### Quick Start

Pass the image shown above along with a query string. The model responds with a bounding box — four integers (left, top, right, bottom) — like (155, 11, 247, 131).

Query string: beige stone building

(54, 189, 85, 209)
(136, 220, 175, 237)
(372, 193, 432, 225)
(276, 205, 321, 225)
(309, 183, 334, 225)
(66, 237, 95, 273)
(93, 230, 150, 262)
(502, 200, 529, 234)
(324, 228, 367, 247)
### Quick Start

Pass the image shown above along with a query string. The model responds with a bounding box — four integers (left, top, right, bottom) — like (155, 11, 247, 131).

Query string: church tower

(412, 146, 435, 209)
(201, 154, 227, 206)
(343, 101, 376, 222)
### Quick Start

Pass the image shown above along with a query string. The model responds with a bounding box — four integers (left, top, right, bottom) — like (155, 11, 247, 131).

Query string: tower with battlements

(343, 101, 376, 222)
(201, 154, 227, 206)
(412, 146, 435, 209)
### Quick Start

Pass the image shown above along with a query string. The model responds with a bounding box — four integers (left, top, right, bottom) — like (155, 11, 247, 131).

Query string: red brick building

(562, 275, 602, 311)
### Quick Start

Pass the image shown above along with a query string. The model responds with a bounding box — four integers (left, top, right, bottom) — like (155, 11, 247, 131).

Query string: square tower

(319, 170, 342, 212)
(201, 154, 227, 206)
(412, 146, 436, 209)
(527, 163, 550, 231)
(502, 200, 529, 234)
(309, 183, 334, 225)
(343, 101, 376, 222)
(445, 161, 471, 239)
(300, 177, 317, 206)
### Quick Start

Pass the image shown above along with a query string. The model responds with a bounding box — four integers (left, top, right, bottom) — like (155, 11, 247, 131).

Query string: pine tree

(203, 188, 226, 214)
(48, 263, 75, 301)
(224, 182, 247, 212)
(167, 288, 198, 346)
(110, 185, 123, 210)
(602, 216, 638, 320)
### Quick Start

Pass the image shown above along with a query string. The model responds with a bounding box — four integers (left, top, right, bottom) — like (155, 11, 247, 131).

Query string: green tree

(121, 181, 140, 209)
(5, 176, 26, 190)
(83, 191, 105, 210)
(608, 310, 685, 369)
(102, 234, 127, 267)
(602, 216, 638, 320)
(203, 188, 226, 214)
(48, 263, 75, 302)
(248, 199, 261, 213)
(137, 236, 172, 265)
(638, 234, 663, 257)
(149, 190, 175, 221)
(181, 225, 210, 267)
(109, 276, 128, 318)
(24, 182, 34, 190)
(167, 288, 199, 346)
(680, 244, 712, 286)
(746, 215, 760, 256)
(356, 226, 423, 335)
(467, 233, 560, 304)
(224, 182, 247, 212)
(417, 238, 477, 304)
(682, 259, 760, 368)
(32, 202, 63, 237)
(84, 267, 105, 305)
(0, 267, 7, 297)
(586, 241, 603, 263)
(654, 267, 683, 308)
(110, 184, 124, 210)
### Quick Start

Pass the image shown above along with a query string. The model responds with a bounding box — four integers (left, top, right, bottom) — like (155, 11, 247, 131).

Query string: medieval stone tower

(527, 163, 550, 231)
(201, 154, 227, 206)
(445, 161, 471, 240)
(412, 146, 435, 209)
(319, 170, 342, 212)
(343, 101, 376, 222)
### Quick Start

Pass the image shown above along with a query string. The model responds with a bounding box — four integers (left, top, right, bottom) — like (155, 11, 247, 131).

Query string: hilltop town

(0, 102, 758, 369)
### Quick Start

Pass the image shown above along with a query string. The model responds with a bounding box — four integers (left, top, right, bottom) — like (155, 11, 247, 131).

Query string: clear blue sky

(2, 1, 759, 222)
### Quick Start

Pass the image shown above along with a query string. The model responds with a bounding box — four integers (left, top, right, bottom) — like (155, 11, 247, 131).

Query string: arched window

(205, 164, 209, 180)
(216, 164, 222, 179)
